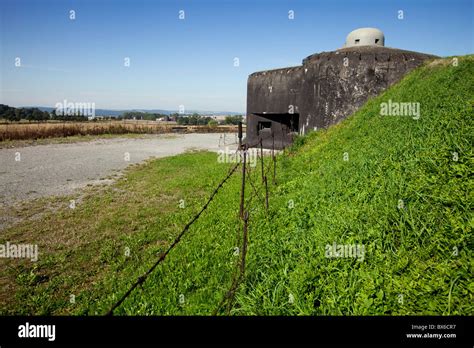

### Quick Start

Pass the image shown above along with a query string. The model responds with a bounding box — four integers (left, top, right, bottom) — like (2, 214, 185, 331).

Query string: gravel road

(0, 133, 238, 205)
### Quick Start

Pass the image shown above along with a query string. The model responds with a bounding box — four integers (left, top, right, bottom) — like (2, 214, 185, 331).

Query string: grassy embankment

(1, 56, 472, 315)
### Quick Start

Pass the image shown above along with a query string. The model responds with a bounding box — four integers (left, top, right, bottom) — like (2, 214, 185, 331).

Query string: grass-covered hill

(236, 56, 473, 315)
(1, 56, 472, 315)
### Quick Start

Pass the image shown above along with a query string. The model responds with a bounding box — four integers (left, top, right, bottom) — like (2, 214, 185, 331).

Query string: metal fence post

(260, 138, 264, 183)
(239, 145, 246, 219)
(264, 176, 269, 211)
(272, 131, 276, 185)
(238, 121, 243, 148)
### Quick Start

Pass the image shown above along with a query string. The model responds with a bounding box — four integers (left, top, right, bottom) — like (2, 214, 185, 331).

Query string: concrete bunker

(345, 27, 385, 48)
(245, 28, 436, 149)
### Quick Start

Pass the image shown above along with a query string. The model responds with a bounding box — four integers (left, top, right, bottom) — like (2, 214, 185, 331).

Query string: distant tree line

(176, 113, 213, 125)
(223, 115, 243, 125)
(176, 114, 243, 126)
(0, 104, 88, 122)
(0, 104, 245, 125)
(120, 111, 170, 120)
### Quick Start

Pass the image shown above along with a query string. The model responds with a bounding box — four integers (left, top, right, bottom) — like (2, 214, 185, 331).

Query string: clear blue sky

(0, 0, 472, 112)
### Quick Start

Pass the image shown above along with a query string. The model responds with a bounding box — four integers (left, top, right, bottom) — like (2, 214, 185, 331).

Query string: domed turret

(344, 28, 385, 48)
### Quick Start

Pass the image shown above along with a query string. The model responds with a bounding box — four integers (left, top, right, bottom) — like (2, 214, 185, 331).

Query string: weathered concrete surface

(246, 46, 437, 148)
(246, 67, 303, 149)
(300, 46, 436, 130)
(247, 66, 303, 114)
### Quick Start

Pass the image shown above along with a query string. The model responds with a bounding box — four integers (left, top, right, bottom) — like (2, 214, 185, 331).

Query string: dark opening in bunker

(355, 39, 360, 44)
(255, 113, 300, 135)
(257, 121, 271, 135)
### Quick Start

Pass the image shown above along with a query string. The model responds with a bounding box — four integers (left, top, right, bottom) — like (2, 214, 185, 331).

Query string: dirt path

(0, 133, 238, 205)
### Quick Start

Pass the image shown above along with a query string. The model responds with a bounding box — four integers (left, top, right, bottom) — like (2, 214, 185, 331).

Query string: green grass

(235, 56, 473, 315)
(1, 56, 472, 315)
(0, 152, 241, 315)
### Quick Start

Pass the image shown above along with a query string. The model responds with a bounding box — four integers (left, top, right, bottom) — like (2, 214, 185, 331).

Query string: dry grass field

(0, 120, 239, 141)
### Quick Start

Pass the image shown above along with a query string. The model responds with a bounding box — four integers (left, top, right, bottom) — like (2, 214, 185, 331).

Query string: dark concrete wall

(246, 46, 436, 148)
(247, 66, 303, 114)
(299, 46, 436, 131)
(246, 67, 303, 149)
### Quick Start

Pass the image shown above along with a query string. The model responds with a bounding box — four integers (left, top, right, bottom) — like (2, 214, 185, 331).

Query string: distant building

(88, 115, 105, 121)
(209, 115, 228, 124)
